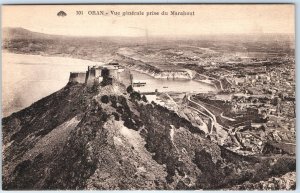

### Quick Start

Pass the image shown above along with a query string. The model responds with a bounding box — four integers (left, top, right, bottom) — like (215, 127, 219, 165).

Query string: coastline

(3, 49, 221, 90)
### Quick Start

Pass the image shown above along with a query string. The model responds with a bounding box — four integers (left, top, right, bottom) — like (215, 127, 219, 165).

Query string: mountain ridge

(2, 80, 296, 190)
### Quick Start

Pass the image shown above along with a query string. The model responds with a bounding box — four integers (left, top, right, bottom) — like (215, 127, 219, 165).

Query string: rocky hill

(2, 80, 296, 190)
(2, 27, 61, 40)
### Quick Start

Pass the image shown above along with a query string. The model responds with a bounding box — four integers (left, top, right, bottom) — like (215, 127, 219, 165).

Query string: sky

(2, 4, 295, 37)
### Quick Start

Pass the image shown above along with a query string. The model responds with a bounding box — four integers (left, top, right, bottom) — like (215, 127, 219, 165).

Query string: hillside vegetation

(2, 81, 296, 190)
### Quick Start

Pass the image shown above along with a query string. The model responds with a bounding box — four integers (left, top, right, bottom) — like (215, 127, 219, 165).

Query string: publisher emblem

(57, 11, 67, 17)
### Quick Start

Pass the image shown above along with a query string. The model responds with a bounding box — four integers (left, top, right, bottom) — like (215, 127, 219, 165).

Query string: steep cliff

(116, 53, 195, 80)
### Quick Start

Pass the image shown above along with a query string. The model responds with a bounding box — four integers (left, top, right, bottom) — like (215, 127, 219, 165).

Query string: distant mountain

(1, 27, 124, 60)
(2, 27, 60, 40)
(1, 27, 149, 58)
(3, 27, 294, 43)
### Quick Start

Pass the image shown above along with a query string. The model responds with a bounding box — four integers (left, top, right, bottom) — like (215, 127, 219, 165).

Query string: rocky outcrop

(230, 172, 296, 190)
(262, 141, 296, 155)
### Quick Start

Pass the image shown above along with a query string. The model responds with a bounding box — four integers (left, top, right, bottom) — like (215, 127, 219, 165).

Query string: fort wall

(69, 72, 87, 83)
(109, 69, 119, 80)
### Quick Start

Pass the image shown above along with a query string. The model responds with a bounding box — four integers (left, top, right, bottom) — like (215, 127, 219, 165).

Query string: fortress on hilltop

(69, 62, 125, 86)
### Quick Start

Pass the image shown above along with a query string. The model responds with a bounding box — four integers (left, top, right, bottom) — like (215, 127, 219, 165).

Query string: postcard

(1, 4, 295, 190)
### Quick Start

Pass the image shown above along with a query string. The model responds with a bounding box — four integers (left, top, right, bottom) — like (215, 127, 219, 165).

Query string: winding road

(187, 95, 216, 122)
(187, 95, 217, 134)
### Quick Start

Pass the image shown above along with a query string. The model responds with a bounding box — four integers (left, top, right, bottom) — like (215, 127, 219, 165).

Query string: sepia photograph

(1, 4, 296, 190)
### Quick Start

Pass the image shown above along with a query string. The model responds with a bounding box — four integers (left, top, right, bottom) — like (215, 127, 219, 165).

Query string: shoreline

(4, 50, 221, 91)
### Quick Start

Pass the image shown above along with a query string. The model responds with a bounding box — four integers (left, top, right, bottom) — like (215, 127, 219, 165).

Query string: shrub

(142, 95, 148, 102)
(130, 91, 141, 101)
(91, 83, 99, 92)
(126, 85, 133, 93)
(110, 96, 117, 108)
(13, 160, 32, 175)
(112, 112, 120, 121)
(123, 118, 137, 130)
(101, 112, 109, 122)
(101, 95, 109, 104)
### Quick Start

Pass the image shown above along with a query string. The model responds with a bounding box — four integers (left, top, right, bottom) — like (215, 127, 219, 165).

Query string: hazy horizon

(3, 26, 295, 39)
